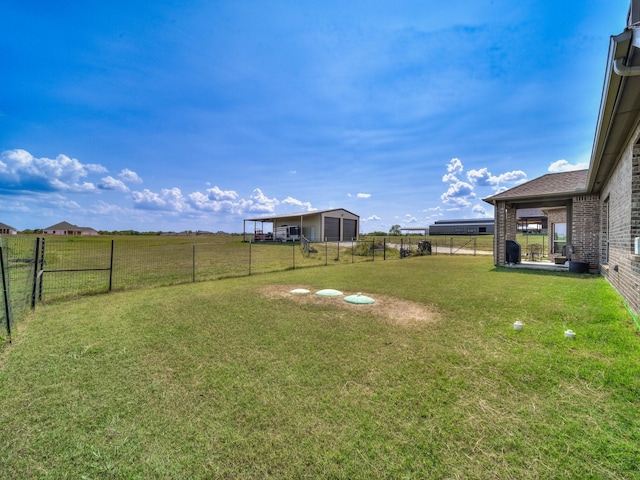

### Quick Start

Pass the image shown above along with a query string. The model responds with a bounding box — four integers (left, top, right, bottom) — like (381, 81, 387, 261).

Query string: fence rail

(1, 233, 546, 342)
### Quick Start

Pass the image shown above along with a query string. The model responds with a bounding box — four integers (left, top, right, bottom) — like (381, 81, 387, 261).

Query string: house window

(553, 223, 567, 254)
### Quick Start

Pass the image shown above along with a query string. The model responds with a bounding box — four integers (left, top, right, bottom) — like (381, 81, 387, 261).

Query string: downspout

(613, 27, 640, 76)
(613, 57, 640, 76)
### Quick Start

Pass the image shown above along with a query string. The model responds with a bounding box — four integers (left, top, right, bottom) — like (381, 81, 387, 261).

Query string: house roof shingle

(0, 222, 17, 231)
(483, 170, 589, 204)
(44, 221, 82, 231)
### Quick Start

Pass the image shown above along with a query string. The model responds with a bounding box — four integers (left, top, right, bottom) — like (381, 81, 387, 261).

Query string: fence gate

(0, 236, 41, 342)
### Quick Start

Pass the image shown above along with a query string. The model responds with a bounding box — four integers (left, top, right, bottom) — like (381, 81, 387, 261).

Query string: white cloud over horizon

(548, 159, 589, 172)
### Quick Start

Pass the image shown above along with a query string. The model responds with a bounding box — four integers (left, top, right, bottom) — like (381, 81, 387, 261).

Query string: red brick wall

(571, 195, 600, 269)
(600, 139, 640, 314)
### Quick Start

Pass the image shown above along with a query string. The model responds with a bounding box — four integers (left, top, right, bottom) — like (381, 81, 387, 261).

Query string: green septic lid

(315, 289, 343, 297)
(290, 288, 310, 294)
(344, 293, 375, 304)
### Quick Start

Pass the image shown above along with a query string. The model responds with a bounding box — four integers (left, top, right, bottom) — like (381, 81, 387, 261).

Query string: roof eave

(483, 189, 588, 206)
(587, 29, 634, 192)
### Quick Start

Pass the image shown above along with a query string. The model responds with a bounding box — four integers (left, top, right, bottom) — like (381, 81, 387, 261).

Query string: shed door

(324, 217, 340, 241)
(343, 219, 357, 240)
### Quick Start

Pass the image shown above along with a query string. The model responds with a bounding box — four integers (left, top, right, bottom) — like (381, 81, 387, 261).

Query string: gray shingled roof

(483, 170, 588, 204)
(44, 221, 82, 231)
(0, 222, 17, 230)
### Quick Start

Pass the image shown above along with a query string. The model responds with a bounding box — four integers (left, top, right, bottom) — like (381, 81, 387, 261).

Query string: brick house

(0, 222, 18, 235)
(485, 1, 640, 315)
(43, 221, 99, 236)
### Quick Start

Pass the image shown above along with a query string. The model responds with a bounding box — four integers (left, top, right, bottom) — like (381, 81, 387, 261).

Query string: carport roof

(483, 170, 588, 205)
(244, 208, 358, 223)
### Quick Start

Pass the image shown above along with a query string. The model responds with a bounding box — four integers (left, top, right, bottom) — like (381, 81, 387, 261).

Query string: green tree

(389, 224, 401, 235)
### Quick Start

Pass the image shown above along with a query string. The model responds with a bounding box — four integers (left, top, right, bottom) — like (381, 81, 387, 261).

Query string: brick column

(494, 201, 506, 265)
(571, 195, 600, 270)
(494, 201, 517, 265)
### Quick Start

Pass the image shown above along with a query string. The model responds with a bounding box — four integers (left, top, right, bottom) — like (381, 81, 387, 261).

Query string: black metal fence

(0, 233, 526, 342)
(0, 235, 393, 340)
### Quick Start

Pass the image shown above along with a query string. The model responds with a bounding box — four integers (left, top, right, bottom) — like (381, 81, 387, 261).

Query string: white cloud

(0, 149, 106, 193)
(118, 168, 142, 183)
(282, 196, 315, 211)
(466, 167, 493, 186)
(441, 194, 472, 208)
(206, 185, 238, 201)
(363, 215, 381, 222)
(548, 159, 589, 172)
(188, 191, 235, 212)
(441, 181, 474, 199)
(467, 168, 527, 186)
(446, 157, 463, 175)
(132, 187, 189, 212)
(89, 200, 125, 215)
(99, 176, 129, 192)
(248, 188, 279, 213)
(472, 203, 492, 217)
(357, 193, 371, 198)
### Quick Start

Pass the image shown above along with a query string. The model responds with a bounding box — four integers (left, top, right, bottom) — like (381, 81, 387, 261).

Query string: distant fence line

(0, 233, 546, 342)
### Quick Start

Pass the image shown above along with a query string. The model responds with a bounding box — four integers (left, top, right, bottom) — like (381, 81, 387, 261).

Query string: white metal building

(244, 209, 360, 242)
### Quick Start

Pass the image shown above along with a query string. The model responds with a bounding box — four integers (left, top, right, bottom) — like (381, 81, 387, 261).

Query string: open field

(1, 255, 638, 479)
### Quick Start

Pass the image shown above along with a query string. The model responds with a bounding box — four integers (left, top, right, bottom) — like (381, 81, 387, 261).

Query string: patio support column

(495, 201, 518, 266)
(495, 201, 506, 265)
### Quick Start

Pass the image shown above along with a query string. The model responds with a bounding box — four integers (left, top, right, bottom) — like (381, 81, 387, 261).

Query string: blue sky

(0, 1, 630, 233)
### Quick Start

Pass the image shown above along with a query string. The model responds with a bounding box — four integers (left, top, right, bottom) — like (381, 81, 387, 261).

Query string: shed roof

(483, 170, 588, 205)
(244, 208, 358, 223)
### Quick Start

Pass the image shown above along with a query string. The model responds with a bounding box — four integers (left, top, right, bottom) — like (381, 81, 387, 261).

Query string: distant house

(243, 208, 360, 242)
(0, 222, 18, 235)
(43, 221, 99, 236)
(79, 226, 99, 236)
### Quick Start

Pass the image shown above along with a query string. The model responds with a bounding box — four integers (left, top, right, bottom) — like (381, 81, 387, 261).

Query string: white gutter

(614, 57, 640, 75)
(613, 27, 640, 76)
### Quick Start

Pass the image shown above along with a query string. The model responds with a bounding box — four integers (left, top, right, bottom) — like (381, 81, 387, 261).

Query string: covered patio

(483, 170, 598, 273)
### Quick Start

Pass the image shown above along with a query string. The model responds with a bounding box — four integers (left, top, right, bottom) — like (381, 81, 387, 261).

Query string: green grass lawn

(1, 256, 638, 479)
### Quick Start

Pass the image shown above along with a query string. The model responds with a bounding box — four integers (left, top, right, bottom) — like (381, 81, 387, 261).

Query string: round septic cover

(344, 293, 375, 304)
(315, 289, 343, 297)
(290, 288, 310, 294)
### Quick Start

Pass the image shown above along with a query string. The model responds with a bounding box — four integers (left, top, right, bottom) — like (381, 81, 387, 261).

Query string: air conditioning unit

(635, 237, 640, 255)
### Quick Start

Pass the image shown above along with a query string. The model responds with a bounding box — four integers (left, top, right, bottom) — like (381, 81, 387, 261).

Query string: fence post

(474, 237, 477, 256)
(249, 239, 252, 276)
(400, 238, 404, 259)
(38, 237, 47, 300)
(109, 239, 115, 291)
(292, 239, 295, 269)
(0, 239, 11, 342)
(325, 239, 328, 266)
(450, 237, 453, 255)
(31, 237, 40, 309)
(192, 240, 196, 282)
